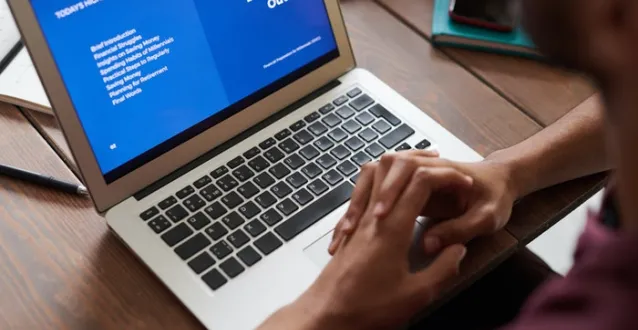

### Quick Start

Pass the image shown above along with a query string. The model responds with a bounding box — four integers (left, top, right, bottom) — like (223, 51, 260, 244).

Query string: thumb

(423, 205, 490, 255)
(410, 244, 467, 304)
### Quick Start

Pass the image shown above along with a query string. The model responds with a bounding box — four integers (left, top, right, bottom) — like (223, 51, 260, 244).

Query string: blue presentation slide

(30, 0, 337, 175)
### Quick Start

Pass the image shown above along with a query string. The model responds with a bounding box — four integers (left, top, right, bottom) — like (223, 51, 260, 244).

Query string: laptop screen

(29, 0, 339, 183)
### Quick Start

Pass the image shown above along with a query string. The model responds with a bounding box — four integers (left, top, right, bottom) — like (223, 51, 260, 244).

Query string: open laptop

(9, 0, 481, 328)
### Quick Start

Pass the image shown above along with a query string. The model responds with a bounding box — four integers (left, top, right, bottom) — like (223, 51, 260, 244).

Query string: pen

(0, 163, 88, 196)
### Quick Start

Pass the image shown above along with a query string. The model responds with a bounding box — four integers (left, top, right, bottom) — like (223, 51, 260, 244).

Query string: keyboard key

(337, 160, 358, 176)
(176, 186, 195, 199)
(396, 142, 411, 151)
(336, 105, 356, 119)
(379, 124, 415, 149)
(322, 113, 342, 128)
(369, 104, 401, 126)
(256, 191, 277, 208)
(359, 128, 379, 143)
(279, 138, 300, 154)
(255, 232, 283, 255)
(290, 120, 306, 132)
(261, 209, 283, 226)
(293, 130, 314, 145)
(314, 136, 334, 151)
(222, 212, 245, 230)
(166, 204, 189, 223)
(333, 95, 349, 106)
(302, 163, 323, 179)
(350, 94, 375, 111)
(254, 172, 276, 189)
(355, 112, 375, 126)
(352, 152, 373, 166)
(308, 122, 328, 136)
(221, 192, 244, 209)
(318, 103, 335, 114)
(259, 138, 276, 150)
(275, 129, 291, 141)
(286, 172, 308, 188)
(264, 147, 285, 163)
(202, 269, 227, 291)
(347, 87, 362, 98)
(269, 163, 291, 179)
(351, 172, 361, 184)
(220, 257, 245, 278)
(322, 170, 344, 186)
(239, 201, 261, 219)
(342, 120, 362, 134)
(299, 145, 320, 160)
(330, 145, 352, 160)
(365, 143, 386, 158)
(193, 175, 212, 189)
(308, 179, 329, 196)
(328, 127, 348, 142)
(201, 184, 222, 202)
(317, 154, 337, 169)
(184, 194, 206, 212)
(415, 139, 432, 150)
(188, 252, 215, 274)
(284, 154, 305, 170)
(304, 111, 321, 123)
(238, 182, 259, 199)
(187, 212, 211, 230)
(162, 223, 193, 247)
(227, 229, 250, 248)
(211, 240, 233, 260)
(205, 222, 228, 241)
(217, 175, 239, 192)
(175, 233, 210, 260)
(149, 215, 171, 234)
(245, 220, 267, 237)
(232, 165, 255, 182)
(271, 182, 293, 198)
(277, 198, 299, 216)
(158, 196, 177, 210)
(140, 207, 159, 221)
(293, 188, 314, 206)
(276, 182, 354, 241)
(372, 120, 392, 134)
(204, 202, 228, 220)
(211, 166, 229, 179)
(227, 156, 245, 169)
(243, 147, 260, 160)
(345, 136, 365, 151)
(248, 156, 270, 172)
(238, 246, 262, 266)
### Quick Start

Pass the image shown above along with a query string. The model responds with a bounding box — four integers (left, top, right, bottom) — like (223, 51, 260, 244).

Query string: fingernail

(342, 217, 353, 231)
(424, 236, 441, 255)
(328, 240, 337, 254)
(465, 175, 474, 185)
(373, 203, 385, 216)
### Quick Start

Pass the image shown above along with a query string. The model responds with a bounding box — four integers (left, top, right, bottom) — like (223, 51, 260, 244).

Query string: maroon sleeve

(501, 234, 638, 330)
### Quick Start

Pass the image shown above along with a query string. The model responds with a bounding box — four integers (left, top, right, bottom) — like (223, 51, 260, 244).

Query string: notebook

(0, 0, 52, 115)
(431, 0, 540, 58)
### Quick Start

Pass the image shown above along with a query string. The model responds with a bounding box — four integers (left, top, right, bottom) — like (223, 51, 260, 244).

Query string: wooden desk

(1, 1, 603, 328)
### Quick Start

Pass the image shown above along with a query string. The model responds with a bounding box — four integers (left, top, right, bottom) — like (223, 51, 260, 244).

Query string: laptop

(9, 0, 481, 328)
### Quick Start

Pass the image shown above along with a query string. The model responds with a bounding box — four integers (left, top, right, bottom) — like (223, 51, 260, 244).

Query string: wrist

(285, 288, 356, 330)
(486, 148, 536, 200)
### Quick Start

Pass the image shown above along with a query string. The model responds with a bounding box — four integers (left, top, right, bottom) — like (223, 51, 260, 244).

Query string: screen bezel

(8, 0, 355, 213)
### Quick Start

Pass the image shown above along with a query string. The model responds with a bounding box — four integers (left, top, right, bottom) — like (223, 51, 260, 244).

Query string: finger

(366, 155, 394, 218)
(423, 205, 498, 255)
(328, 162, 377, 255)
(373, 155, 418, 218)
(410, 244, 467, 304)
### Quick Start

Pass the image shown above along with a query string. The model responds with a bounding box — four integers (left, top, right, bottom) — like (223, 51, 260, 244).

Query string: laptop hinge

(134, 79, 341, 201)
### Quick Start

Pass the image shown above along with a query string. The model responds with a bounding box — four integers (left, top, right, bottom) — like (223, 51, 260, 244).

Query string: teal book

(432, 0, 540, 58)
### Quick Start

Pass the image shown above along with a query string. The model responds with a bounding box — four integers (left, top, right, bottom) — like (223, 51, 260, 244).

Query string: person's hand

(257, 161, 470, 330)
(330, 151, 518, 256)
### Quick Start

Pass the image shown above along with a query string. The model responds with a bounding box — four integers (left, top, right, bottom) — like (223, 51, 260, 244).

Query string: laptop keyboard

(140, 88, 431, 292)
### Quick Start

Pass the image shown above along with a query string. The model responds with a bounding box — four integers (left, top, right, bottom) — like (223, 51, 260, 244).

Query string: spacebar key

(275, 182, 354, 241)
(379, 124, 415, 149)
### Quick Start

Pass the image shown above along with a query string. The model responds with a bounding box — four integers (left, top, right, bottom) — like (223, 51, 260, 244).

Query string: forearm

(488, 95, 609, 198)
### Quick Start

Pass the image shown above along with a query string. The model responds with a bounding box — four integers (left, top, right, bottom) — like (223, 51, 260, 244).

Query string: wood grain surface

(377, 0, 596, 126)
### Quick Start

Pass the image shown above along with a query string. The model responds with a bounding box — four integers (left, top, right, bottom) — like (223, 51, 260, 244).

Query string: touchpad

(304, 231, 334, 269)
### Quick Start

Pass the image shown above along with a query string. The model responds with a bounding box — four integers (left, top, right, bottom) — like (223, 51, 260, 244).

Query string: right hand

(329, 151, 519, 256)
